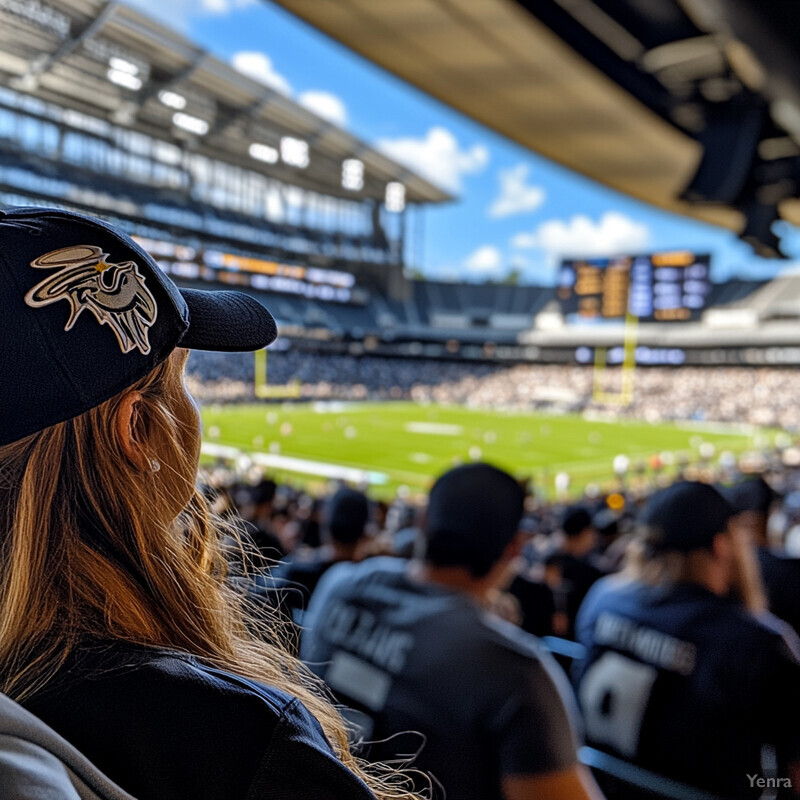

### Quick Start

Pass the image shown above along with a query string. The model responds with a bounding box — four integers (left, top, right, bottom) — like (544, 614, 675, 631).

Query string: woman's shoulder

(41, 641, 300, 736)
(25, 642, 375, 799)
(77, 641, 299, 714)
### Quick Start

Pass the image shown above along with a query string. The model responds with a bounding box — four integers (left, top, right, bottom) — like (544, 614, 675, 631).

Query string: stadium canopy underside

(0, 0, 449, 207)
(274, 0, 800, 258)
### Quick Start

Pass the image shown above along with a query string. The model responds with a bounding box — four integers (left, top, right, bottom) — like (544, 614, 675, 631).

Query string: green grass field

(200, 401, 776, 499)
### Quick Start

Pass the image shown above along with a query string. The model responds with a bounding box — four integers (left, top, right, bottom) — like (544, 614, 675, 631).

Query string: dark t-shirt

(273, 551, 338, 612)
(22, 641, 376, 800)
(573, 575, 800, 798)
(301, 557, 579, 800)
(548, 553, 604, 639)
(508, 574, 555, 637)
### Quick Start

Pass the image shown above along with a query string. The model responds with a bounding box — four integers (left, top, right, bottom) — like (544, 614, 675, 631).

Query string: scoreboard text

(557, 252, 711, 322)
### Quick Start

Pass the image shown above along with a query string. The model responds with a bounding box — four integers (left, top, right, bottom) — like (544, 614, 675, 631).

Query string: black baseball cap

(326, 487, 370, 545)
(0, 207, 277, 445)
(640, 481, 735, 553)
(424, 463, 524, 576)
(719, 476, 778, 516)
(561, 506, 593, 537)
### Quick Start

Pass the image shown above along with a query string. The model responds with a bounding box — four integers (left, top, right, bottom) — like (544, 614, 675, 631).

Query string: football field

(200, 402, 774, 499)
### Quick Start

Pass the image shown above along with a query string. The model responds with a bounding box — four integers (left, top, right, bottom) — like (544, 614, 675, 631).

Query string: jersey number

(579, 652, 657, 758)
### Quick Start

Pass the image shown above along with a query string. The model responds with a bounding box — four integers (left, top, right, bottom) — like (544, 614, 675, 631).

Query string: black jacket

(23, 641, 376, 800)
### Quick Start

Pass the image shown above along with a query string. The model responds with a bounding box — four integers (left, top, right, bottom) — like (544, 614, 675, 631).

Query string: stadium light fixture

(280, 136, 309, 168)
(108, 56, 139, 75)
(385, 181, 405, 212)
(158, 90, 187, 110)
(172, 112, 209, 136)
(249, 142, 279, 164)
(342, 158, 364, 191)
(107, 69, 142, 91)
(107, 56, 142, 92)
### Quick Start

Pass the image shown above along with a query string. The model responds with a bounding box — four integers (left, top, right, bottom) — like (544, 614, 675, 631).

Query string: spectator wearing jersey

(573, 481, 800, 799)
(275, 487, 371, 614)
(301, 463, 604, 800)
(724, 476, 800, 636)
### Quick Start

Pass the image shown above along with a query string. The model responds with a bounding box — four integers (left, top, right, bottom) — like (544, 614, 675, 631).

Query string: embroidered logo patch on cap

(24, 245, 158, 355)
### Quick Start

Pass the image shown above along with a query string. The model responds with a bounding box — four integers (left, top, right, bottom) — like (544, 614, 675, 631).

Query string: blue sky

(130, 0, 800, 285)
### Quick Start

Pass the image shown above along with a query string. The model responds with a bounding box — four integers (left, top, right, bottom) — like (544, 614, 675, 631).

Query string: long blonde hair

(624, 523, 767, 613)
(0, 355, 418, 799)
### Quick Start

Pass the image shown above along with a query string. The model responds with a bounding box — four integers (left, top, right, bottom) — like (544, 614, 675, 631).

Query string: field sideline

(200, 401, 774, 499)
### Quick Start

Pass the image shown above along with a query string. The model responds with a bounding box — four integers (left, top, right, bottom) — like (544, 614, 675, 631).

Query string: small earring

(149, 459, 161, 473)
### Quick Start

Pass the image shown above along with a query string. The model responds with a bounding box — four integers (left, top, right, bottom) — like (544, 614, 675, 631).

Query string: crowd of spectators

(187, 350, 800, 428)
(186, 346, 800, 797)
(209, 456, 800, 798)
(206, 454, 800, 624)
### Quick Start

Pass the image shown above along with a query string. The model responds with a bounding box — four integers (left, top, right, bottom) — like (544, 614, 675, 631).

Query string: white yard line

(201, 443, 389, 485)
(404, 422, 464, 436)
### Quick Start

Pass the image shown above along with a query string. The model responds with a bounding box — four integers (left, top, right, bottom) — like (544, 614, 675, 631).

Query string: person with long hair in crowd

(573, 481, 800, 799)
(0, 207, 417, 800)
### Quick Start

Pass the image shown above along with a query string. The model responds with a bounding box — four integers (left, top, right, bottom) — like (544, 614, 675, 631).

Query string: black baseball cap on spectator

(561, 506, 593, 538)
(250, 479, 278, 507)
(720, 477, 778, 516)
(0, 207, 277, 446)
(326, 488, 370, 545)
(640, 481, 735, 553)
(424, 463, 525, 577)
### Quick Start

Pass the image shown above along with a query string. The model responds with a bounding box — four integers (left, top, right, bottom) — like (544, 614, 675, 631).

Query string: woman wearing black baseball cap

(0, 208, 414, 799)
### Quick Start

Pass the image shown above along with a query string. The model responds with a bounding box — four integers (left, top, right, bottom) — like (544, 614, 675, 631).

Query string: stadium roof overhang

(0, 0, 450, 206)
(274, 0, 800, 257)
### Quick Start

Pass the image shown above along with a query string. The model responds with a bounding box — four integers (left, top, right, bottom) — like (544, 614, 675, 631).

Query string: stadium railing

(579, 746, 729, 800)
(541, 635, 586, 672)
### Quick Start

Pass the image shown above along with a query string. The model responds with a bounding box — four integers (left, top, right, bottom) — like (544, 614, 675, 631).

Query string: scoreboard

(556, 252, 711, 322)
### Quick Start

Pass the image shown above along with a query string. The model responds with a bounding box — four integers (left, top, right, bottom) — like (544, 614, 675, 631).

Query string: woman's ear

(114, 391, 147, 469)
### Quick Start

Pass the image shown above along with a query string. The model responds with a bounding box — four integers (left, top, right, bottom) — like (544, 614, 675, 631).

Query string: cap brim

(177, 288, 278, 352)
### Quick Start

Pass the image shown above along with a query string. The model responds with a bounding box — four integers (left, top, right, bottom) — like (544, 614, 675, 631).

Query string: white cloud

(376, 127, 489, 193)
(125, 0, 195, 30)
(298, 91, 348, 127)
(127, 0, 254, 29)
(512, 212, 649, 257)
(464, 245, 503, 274)
(230, 56, 350, 127)
(201, 0, 255, 12)
(488, 164, 546, 218)
(231, 51, 292, 96)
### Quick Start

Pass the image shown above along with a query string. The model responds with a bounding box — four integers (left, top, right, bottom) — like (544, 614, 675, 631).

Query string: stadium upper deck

(3, 0, 800, 370)
(275, 0, 800, 259)
(0, 0, 449, 290)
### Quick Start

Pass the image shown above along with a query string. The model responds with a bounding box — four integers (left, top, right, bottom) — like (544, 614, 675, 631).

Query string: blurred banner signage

(133, 236, 355, 303)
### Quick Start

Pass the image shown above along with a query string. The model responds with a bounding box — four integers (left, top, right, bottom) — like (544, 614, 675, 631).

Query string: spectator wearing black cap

(301, 463, 604, 800)
(274, 487, 371, 615)
(546, 506, 605, 639)
(573, 481, 800, 799)
(724, 476, 800, 636)
(0, 207, 412, 800)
